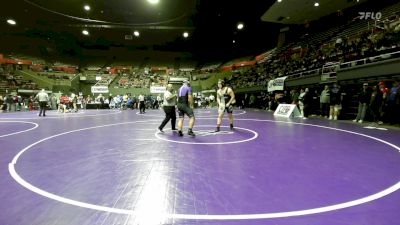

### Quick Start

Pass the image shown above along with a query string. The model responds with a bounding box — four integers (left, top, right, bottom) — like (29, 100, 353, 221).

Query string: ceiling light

(7, 19, 16, 25)
(237, 23, 244, 30)
(82, 30, 89, 36)
(233, 40, 236, 43)
(84, 5, 91, 11)
(183, 32, 189, 38)
(134, 31, 140, 37)
(148, 0, 159, 4)
(277, 0, 282, 2)
(314, 2, 319, 7)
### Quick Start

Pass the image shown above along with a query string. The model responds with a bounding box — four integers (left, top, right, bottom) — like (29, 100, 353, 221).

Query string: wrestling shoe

(187, 130, 195, 137)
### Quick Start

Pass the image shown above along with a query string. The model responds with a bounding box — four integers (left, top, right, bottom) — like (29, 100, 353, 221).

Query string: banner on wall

(91, 86, 109, 93)
(150, 86, 166, 94)
(267, 76, 287, 92)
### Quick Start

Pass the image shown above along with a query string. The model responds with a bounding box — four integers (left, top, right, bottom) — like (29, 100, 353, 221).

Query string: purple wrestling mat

(1, 109, 399, 225)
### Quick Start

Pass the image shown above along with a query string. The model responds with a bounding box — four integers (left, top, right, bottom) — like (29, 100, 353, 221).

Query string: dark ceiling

(0, 0, 282, 63)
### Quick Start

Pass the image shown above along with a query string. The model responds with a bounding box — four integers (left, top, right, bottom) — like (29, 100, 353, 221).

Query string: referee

(35, 89, 49, 117)
(177, 80, 195, 137)
(158, 84, 177, 132)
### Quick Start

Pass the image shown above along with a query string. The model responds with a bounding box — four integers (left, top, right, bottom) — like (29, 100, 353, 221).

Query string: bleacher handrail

(285, 50, 400, 79)
(286, 68, 321, 79)
(340, 50, 400, 68)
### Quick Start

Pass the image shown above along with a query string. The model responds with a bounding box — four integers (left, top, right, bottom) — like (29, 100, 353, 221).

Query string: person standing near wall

(353, 83, 371, 123)
(320, 85, 330, 118)
(302, 88, 312, 119)
(329, 83, 342, 120)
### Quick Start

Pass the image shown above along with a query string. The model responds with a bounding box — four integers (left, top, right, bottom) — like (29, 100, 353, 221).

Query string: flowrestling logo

(358, 12, 382, 20)
(276, 105, 291, 115)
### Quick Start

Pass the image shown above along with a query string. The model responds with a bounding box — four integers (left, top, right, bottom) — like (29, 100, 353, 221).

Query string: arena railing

(339, 50, 400, 69)
(286, 68, 321, 79)
(284, 50, 400, 80)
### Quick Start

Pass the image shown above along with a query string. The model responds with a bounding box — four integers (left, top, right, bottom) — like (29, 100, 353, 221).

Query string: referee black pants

(159, 106, 176, 130)
(139, 101, 145, 113)
(39, 101, 47, 116)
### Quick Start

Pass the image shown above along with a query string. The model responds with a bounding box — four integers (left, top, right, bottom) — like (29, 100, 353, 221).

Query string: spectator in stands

(59, 94, 69, 113)
(16, 95, 22, 111)
(320, 85, 330, 118)
(387, 80, 400, 124)
(353, 83, 371, 123)
(131, 95, 137, 109)
(249, 94, 256, 108)
(122, 94, 128, 110)
(114, 95, 121, 109)
(204, 95, 210, 108)
(5, 94, 13, 112)
(28, 96, 35, 111)
(369, 84, 383, 124)
(291, 89, 300, 106)
(35, 89, 49, 117)
(50, 94, 57, 110)
(242, 93, 249, 109)
(298, 89, 305, 117)
(96, 94, 104, 110)
(276, 92, 286, 104)
(209, 94, 215, 107)
(109, 96, 116, 109)
(329, 83, 342, 120)
(80, 95, 86, 110)
(378, 81, 390, 123)
(86, 95, 92, 104)
(155, 94, 162, 109)
(335, 37, 343, 48)
(158, 84, 177, 133)
(0, 95, 4, 112)
(302, 88, 312, 119)
(108, 94, 113, 106)
(71, 93, 78, 112)
(126, 96, 133, 109)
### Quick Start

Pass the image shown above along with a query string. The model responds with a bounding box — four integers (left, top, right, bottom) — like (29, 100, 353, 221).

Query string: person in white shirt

(209, 94, 215, 107)
(35, 89, 49, 117)
(71, 93, 78, 112)
(122, 94, 128, 110)
(138, 94, 145, 114)
(156, 94, 162, 109)
(158, 84, 177, 132)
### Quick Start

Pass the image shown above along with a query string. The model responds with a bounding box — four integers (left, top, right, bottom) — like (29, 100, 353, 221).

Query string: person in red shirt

(378, 81, 390, 123)
(59, 95, 70, 113)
